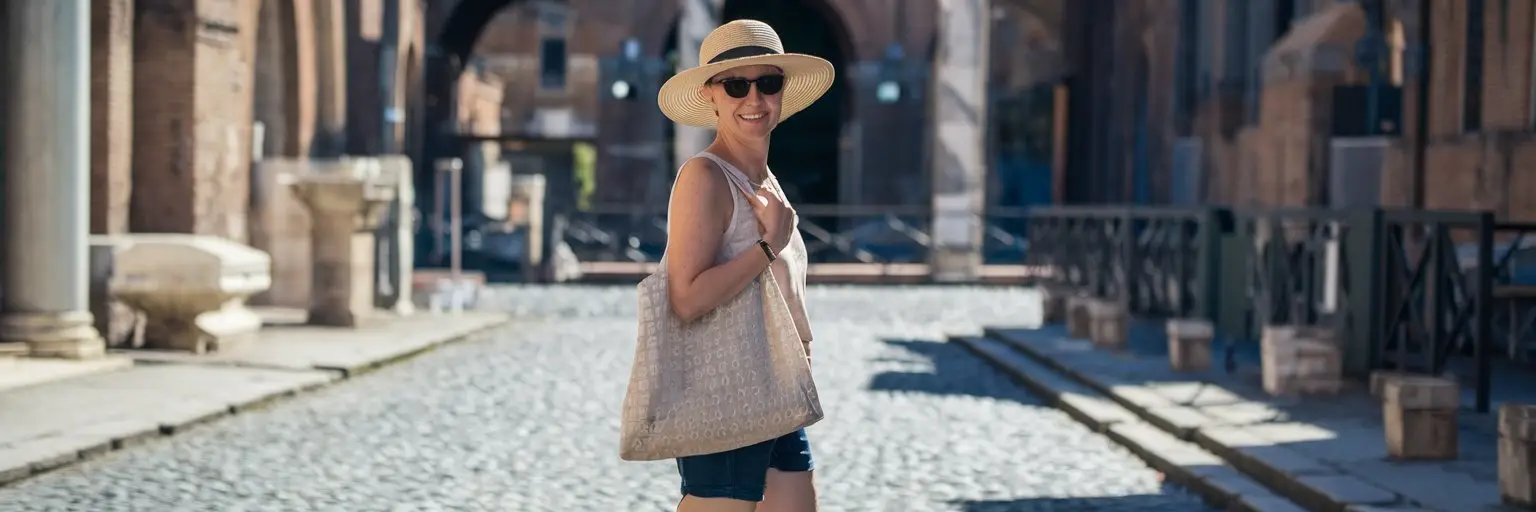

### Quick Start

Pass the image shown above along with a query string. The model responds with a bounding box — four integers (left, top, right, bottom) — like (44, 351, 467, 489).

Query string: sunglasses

(711, 74, 786, 98)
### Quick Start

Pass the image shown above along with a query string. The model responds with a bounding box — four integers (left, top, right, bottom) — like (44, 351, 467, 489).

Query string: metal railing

(552, 203, 1035, 267)
(1031, 205, 1507, 413)
(1027, 206, 1224, 320)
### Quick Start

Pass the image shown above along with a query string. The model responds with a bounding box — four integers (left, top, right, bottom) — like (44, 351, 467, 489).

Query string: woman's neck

(710, 132, 770, 184)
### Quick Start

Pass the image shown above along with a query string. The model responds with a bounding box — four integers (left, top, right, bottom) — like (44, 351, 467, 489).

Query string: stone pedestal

(1261, 325, 1342, 396)
(509, 174, 546, 283)
(374, 156, 415, 315)
(110, 235, 271, 354)
(1087, 300, 1128, 350)
(1039, 284, 1069, 324)
(288, 172, 395, 327)
(1066, 295, 1094, 338)
(1166, 318, 1214, 372)
(1501, 404, 1536, 506)
(1382, 376, 1459, 460)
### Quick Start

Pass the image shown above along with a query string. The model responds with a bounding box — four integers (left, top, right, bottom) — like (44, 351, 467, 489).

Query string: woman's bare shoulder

(670, 157, 732, 212)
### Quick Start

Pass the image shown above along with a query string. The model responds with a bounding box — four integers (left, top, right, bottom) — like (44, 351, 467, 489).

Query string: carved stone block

(1382, 376, 1459, 460)
(1261, 325, 1342, 396)
(110, 235, 272, 354)
(1087, 300, 1128, 350)
(1166, 318, 1214, 372)
(1501, 404, 1536, 506)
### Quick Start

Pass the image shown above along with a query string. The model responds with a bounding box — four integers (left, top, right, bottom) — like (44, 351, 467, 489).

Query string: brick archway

(421, 0, 531, 217)
(637, 0, 869, 63)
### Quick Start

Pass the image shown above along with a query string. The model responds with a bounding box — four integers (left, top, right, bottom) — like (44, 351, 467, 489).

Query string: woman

(655, 19, 835, 512)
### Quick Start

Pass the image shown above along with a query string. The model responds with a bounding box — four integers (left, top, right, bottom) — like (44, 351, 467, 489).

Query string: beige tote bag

(618, 249, 823, 461)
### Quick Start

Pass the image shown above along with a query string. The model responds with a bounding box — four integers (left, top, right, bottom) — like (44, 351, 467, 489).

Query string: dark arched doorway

(661, 0, 854, 205)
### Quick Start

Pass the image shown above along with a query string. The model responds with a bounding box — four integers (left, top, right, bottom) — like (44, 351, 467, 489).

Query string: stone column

(671, 0, 724, 166)
(928, 0, 990, 282)
(1, 0, 106, 358)
(288, 170, 396, 327)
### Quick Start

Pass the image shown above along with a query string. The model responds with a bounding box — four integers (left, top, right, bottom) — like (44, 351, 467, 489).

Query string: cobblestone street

(0, 287, 1210, 511)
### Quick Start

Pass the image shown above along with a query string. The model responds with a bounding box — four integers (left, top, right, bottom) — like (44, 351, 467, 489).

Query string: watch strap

(757, 239, 777, 262)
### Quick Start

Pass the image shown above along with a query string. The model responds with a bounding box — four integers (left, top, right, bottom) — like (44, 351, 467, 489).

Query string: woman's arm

(665, 158, 772, 322)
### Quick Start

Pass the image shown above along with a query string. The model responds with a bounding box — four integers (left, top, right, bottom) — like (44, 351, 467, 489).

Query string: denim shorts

(675, 429, 814, 502)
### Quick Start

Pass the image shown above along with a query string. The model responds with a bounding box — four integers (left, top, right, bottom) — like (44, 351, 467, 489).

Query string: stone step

(952, 335, 1310, 512)
(0, 342, 27, 358)
(981, 326, 1456, 511)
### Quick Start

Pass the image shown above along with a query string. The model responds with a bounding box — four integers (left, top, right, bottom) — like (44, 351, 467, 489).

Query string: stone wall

(1380, 0, 1536, 220)
(130, 0, 260, 241)
(90, 0, 135, 235)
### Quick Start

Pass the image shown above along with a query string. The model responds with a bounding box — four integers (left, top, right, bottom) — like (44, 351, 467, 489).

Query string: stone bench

(1501, 404, 1536, 506)
(1382, 375, 1459, 460)
(110, 235, 272, 354)
(1165, 318, 1214, 372)
(1260, 325, 1342, 396)
(1086, 299, 1128, 350)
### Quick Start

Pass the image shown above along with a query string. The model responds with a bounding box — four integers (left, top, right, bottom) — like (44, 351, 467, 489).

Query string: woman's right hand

(750, 187, 795, 254)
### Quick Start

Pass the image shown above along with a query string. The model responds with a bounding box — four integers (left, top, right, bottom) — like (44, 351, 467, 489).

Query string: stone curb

(0, 315, 513, 489)
(951, 335, 1310, 512)
(980, 327, 1425, 512)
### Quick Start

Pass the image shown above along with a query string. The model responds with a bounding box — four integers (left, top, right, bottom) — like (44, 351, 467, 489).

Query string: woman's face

(706, 65, 784, 139)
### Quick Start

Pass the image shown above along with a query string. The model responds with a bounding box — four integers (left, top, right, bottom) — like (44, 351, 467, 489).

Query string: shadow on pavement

(951, 490, 1207, 511)
(865, 338, 1046, 402)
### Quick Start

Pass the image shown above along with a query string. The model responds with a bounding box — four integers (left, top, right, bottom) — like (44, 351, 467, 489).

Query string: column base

(1, 310, 105, 359)
(930, 249, 982, 283)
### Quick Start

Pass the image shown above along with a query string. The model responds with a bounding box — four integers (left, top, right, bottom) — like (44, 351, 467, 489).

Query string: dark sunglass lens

(721, 79, 751, 98)
(756, 75, 785, 95)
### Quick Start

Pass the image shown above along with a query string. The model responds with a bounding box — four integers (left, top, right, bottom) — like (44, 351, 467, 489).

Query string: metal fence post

(1475, 211, 1495, 413)
(1343, 207, 1385, 377)
(1196, 207, 1231, 323)
(1118, 210, 1136, 310)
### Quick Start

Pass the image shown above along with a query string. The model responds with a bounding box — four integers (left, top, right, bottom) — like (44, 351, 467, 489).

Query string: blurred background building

(0, 0, 1526, 358)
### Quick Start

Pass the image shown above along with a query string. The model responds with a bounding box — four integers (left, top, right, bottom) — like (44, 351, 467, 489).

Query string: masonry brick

(91, 0, 134, 235)
(130, 0, 259, 241)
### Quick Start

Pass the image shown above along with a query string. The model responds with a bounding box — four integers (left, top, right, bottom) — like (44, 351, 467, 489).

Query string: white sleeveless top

(685, 151, 813, 342)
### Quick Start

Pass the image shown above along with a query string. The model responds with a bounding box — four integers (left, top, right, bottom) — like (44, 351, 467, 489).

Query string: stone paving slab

(0, 364, 335, 486)
(0, 312, 513, 489)
(983, 324, 1506, 512)
(954, 335, 1307, 512)
(0, 356, 134, 394)
(117, 312, 510, 376)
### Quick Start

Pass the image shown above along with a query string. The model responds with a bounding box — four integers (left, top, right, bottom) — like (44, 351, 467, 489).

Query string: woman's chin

(729, 122, 775, 138)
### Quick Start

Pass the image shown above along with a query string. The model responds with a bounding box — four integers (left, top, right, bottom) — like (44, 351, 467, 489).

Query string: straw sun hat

(658, 19, 836, 128)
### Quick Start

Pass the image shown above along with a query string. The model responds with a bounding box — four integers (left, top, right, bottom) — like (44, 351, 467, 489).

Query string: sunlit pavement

(0, 286, 1211, 512)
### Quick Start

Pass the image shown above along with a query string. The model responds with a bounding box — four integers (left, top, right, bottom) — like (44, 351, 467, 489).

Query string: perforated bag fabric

(618, 258, 822, 461)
